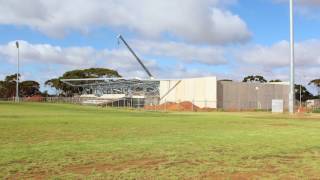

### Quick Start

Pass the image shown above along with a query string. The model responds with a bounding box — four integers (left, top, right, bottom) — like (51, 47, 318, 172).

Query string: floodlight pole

(289, 0, 295, 113)
(16, 41, 20, 103)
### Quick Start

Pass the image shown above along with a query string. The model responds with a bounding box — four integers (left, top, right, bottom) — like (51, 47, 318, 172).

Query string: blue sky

(0, 0, 320, 92)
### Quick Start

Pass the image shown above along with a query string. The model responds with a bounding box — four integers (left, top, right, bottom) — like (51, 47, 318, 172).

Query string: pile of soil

(26, 95, 44, 102)
(145, 101, 200, 111)
(297, 107, 308, 114)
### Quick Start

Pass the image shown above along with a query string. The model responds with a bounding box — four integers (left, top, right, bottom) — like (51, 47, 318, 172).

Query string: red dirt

(297, 107, 307, 114)
(144, 101, 215, 112)
(25, 95, 44, 102)
(9, 157, 167, 179)
(64, 157, 168, 175)
(195, 171, 264, 180)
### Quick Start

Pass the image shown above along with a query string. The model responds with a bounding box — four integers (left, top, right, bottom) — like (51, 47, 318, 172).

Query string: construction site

(61, 35, 290, 112)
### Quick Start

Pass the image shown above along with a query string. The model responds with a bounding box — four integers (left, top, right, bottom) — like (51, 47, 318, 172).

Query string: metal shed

(217, 81, 289, 111)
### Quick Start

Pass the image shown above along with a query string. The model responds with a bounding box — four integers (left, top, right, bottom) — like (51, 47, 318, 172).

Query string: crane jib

(118, 35, 154, 79)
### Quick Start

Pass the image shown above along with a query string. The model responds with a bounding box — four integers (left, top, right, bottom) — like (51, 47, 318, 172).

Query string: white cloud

(236, 41, 289, 67)
(0, 40, 229, 80)
(299, 0, 320, 6)
(2, 39, 320, 94)
(98, 49, 160, 78)
(0, 0, 250, 44)
(131, 40, 227, 65)
(0, 41, 157, 78)
(232, 39, 320, 94)
(236, 40, 320, 68)
(275, 0, 320, 6)
(0, 41, 97, 67)
(274, 0, 320, 17)
(156, 63, 217, 79)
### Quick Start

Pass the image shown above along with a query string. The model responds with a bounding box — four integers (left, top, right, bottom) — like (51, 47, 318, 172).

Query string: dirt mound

(25, 95, 44, 102)
(145, 101, 200, 111)
(297, 107, 307, 113)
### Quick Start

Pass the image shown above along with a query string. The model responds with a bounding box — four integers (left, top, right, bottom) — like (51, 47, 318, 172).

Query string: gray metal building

(217, 81, 289, 111)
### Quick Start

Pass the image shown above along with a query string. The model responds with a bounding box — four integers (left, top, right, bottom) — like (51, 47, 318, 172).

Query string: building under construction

(61, 35, 289, 111)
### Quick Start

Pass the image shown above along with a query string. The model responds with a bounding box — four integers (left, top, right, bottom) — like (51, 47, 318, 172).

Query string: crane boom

(118, 35, 154, 79)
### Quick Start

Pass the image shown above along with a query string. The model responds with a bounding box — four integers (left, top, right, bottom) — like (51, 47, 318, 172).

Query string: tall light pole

(15, 41, 20, 102)
(289, 0, 295, 113)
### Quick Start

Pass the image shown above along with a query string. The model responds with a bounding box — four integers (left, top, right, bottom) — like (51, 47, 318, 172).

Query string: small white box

(272, 99, 284, 113)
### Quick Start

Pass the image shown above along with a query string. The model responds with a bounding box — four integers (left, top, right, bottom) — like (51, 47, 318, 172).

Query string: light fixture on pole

(15, 41, 20, 103)
(289, 0, 295, 113)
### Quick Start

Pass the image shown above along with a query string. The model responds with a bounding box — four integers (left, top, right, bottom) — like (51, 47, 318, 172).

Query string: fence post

(192, 99, 194, 112)
(165, 99, 167, 112)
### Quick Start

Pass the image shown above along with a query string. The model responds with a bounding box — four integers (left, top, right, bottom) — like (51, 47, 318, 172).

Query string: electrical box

(272, 99, 284, 113)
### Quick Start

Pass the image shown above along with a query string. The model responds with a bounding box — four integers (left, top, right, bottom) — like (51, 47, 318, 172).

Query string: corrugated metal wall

(217, 81, 289, 110)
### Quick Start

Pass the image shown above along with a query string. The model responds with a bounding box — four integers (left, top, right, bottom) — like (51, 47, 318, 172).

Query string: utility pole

(16, 41, 20, 103)
(289, 0, 295, 113)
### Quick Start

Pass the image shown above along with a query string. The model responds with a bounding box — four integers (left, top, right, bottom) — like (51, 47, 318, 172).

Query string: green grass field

(1, 102, 320, 179)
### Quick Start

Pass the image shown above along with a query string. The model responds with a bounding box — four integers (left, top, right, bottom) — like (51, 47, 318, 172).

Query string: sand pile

(145, 101, 200, 111)
(26, 95, 44, 102)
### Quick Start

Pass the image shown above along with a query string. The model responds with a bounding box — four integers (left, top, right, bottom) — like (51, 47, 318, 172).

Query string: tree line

(0, 68, 120, 99)
(0, 74, 43, 99)
(241, 75, 319, 101)
(45, 68, 121, 96)
(0, 70, 319, 102)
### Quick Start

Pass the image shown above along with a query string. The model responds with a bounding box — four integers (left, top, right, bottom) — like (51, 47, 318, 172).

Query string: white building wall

(159, 77, 217, 108)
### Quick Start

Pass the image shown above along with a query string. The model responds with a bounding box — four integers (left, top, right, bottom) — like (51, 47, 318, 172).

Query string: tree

(20, 81, 41, 97)
(269, 79, 282, 83)
(0, 74, 18, 98)
(62, 68, 121, 79)
(309, 79, 320, 96)
(0, 74, 41, 98)
(45, 68, 121, 96)
(0, 81, 6, 98)
(243, 75, 267, 83)
(295, 84, 314, 102)
(5, 73, 19, 82)
(219, 79, 233, 82)
(45, 78, 65, 95)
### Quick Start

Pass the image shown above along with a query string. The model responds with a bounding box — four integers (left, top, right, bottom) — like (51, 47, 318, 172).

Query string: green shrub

(313, 108, 320, 113)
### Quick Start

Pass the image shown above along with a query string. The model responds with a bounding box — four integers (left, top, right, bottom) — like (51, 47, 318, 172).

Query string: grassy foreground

(1, 102, 320, 179)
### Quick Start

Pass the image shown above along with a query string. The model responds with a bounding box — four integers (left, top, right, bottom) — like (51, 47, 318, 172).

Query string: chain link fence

(0, 97, 86, 104)
(1, 97, 319, 113)
(0, 97, 216, 112)
(306, 99, 320, 113)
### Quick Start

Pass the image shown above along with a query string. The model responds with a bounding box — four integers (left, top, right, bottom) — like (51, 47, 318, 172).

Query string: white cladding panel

(272, 99, 284, 113)
(159, 77, 217, 108)
(100, 94, 126, 99)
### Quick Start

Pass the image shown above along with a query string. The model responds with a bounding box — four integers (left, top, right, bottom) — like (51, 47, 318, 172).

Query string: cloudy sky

(0, 0, 320, 92)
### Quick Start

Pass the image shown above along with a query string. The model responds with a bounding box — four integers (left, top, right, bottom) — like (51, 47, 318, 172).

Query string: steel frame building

(61, 77, 161, 97)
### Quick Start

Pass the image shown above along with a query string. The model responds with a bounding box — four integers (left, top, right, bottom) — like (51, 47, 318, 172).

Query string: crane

(117, 35, 154, 79)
